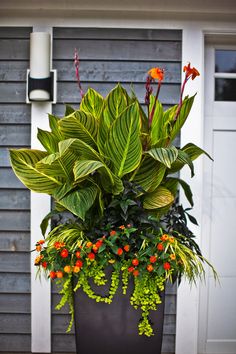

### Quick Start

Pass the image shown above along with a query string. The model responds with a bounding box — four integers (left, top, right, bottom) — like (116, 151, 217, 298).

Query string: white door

(198, 45, 236, 354)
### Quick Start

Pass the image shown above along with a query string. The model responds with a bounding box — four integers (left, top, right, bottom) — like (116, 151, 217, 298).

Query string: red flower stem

(148, 80, 162, 127)
(74, 49, 84, 99)
(173, 73, 188, 122)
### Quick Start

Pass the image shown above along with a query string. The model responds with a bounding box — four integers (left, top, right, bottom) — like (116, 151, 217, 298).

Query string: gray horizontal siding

(0, 27, 31, 352)
(52, 26, 180, 354)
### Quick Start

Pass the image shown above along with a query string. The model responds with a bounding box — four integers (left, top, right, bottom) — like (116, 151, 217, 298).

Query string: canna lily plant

(9, 61, 216, 337)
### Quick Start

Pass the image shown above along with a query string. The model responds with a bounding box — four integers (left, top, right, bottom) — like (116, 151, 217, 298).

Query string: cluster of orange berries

(127, 234, 176, 276)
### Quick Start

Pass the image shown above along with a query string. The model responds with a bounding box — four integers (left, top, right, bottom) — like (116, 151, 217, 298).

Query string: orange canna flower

(148, 67, 164, 81)
(183, 63, 200, 80)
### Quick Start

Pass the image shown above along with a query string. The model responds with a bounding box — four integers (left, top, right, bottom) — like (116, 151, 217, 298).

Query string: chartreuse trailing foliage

(9, 63, 216, 337)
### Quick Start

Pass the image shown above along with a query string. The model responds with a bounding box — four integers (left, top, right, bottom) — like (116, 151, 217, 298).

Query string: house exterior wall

(51, 27, 182, 354)
(0, 27, 32, 352)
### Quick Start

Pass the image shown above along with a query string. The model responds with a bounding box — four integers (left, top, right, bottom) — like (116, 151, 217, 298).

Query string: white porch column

(175, 25, 204, 354)
(30, 27, 53, 353)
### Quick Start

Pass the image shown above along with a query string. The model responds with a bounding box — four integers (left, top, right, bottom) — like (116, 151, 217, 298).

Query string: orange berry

(161, 234, 169, 241)
(64, 265, 71, 273)
(157, 243, 164, 251)
(75, 251, 81, 258)
(36, 245, 42, 252)
(128, 266, 134, 273)
(132, 258, 139, 266)
(124, 245, 130, 252)
(49, 271, 56, 279)
(56, 271, 64, 278)
(150, 255, 157, 263)
(73, 266, 81, 273)
(60, 248, 69, 258)
(147, 264, 154, 272)
(88, 252, 95, 260)
(117, 248, 123, 256)
(163, 262, 171, 270)
(75, 259, 83, 268)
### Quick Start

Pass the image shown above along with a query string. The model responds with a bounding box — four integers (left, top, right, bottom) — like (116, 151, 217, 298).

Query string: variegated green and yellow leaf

(37, 128, 59, 153)
(105, 83, 129, 121)
(48, 114, 64, 140)
(169, 95, 195, 142)
(59, 110, 98, 148)
(149, 96, 164, 146)
(106, 102, 142, 177)
(131, 156, 166, 192)
(73, 160, 123, 195)
(169, 149, 194, 177)
(57, 185, 98, 220)
(9, 149, 62, 194)
(181, 143, 212, 161)
(59, 138, 102, 162)
(143, 186, 174, 210)
(80, 88, 104, 120)
(145, 146, 178, 169)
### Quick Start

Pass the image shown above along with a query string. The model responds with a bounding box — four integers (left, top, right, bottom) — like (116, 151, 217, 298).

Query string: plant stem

(148, 81, 162, 127)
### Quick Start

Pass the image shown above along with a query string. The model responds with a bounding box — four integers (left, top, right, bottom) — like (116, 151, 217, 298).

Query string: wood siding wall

(52, 27, 182, 354)
(0, 27, 31, 352)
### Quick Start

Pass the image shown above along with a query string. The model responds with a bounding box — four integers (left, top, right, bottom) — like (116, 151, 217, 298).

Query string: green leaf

(59, 138, 101, 161)
(105, 83, 129, 121)
(37, 128, 59, 153)
(48, 114, 64, 140)
(59, 110, 98, 148)
(73, 160, 123, 195)
(143, 186, 174, 210)
(131, 156, 166, 192)
(65, 104, 75, 116)
(169, 95, 195, 142)
(149, 97, 164, 146)
(80, 88, 104, 120)
(9, 149, 62, 194)
(182, 143, 213, 161)
(164, 177, 194, 206)
(57, 186, 98, 220)
(172, 149, 195, 177)
(106, 102, 142, 177)
(146, 146, 178, 168)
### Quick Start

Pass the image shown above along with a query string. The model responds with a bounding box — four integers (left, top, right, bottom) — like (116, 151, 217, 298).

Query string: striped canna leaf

(105, 83, 129, 121)
(58, 138, 102, 162)
(57, 185, 98, 220)
(9, 149, 62, 194)
(48, 114, 64, 140)
(149, 97, 164, 147)
(37, 128, 60, 153)
(73, 160, 123, 195)
(59, 110, 98, 148)
(80, 88, 104, 120)
(143, 186, 174, 210)
(105, 102, 142, 177)
(145, 146, 178, 169)
(131, 156, 166, 192)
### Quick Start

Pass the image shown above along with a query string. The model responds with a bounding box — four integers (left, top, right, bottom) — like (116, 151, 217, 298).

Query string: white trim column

(31, 26, 53, 353)
(175, 26, 205, 354)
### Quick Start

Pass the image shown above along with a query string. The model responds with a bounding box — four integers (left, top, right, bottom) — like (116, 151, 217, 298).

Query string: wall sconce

(26, 32, 57, 103)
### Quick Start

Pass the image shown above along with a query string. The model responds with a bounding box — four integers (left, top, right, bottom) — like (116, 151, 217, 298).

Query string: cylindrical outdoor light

(27, 32, 56, 103)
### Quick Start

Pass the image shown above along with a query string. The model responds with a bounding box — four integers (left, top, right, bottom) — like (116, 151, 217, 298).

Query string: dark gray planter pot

(73, 275, 165, 354)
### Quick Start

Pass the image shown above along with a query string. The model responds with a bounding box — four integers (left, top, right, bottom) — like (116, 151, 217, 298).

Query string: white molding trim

(30, 26, 53, 353)
(175, 26, 205, 354)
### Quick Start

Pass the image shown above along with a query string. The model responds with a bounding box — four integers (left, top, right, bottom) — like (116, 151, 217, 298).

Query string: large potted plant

(10, 62, 216, 354)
